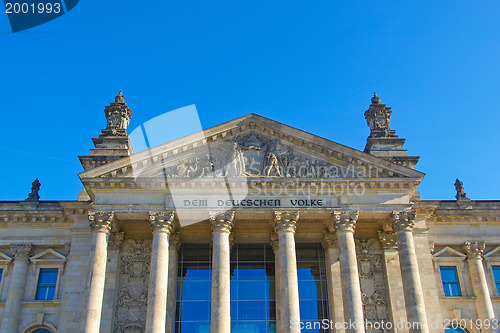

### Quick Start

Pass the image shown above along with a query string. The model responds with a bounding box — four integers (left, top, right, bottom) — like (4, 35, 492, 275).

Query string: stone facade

(0, 93, 499, 333)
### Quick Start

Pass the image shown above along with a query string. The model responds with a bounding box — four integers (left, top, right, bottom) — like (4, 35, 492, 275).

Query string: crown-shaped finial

(115, 91, 125, 103)
(371, 92, 381, 104)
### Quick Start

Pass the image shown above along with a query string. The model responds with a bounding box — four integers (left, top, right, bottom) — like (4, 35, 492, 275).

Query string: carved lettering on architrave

(113, 239, 152, 333)
(356, 238, 390, 333)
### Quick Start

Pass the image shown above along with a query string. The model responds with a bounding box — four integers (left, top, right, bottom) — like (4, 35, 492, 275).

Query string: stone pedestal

(330, 211, 365, 333)
(464, 242, 496, 333)
(274, 211, 301, 333)
(0, 244, 32, 333)
(80, 211, 115, 333)
(166, 232, 182, 333)
(390, 211, 429, 333)
(210, 211, 235, 333)
(145, 211, 175, 333)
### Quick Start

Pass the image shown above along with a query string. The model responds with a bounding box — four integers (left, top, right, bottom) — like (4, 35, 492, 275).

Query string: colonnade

(17, 209, 487, 333)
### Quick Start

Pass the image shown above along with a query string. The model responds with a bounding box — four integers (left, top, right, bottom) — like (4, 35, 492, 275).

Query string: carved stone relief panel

(356, 238, 390, 333)
(113, 239, 152, 333)
(155, 132, 365, 179)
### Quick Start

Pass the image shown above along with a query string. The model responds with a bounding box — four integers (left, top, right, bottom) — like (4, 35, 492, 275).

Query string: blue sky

(0, 0, 499, 201)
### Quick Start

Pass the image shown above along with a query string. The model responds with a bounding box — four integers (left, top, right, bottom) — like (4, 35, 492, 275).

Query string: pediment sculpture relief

(161, 133, 369, 179)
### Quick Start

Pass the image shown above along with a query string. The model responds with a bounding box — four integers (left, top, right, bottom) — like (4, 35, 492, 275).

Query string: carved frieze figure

(364, 93, 396, 138)
(223, 142, 245, 177)
(25, 178, 41, 202)
(264, 152, 282, 177)
(102, 91, 133, 136)
(455, 178, 469, 200)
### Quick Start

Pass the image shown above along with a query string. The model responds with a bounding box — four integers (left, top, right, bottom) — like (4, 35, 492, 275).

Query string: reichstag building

(0, 93, 498, 333)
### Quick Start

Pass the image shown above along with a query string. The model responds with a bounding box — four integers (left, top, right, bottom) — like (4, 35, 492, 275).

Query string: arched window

(445, 325, 469, 333)
(33, 329, 52, 333)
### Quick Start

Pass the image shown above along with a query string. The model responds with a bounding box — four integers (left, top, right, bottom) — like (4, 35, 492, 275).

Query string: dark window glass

(34, 330, 52, 333)
(296, 244, 329, 331)
(176, 244, 212, 332)
(440, 266, 461, 297)
(492, 266, 500, 294)
(175, 243, 329, 332)
(36, 269, 58, 300)
(0, 269, 3, 284)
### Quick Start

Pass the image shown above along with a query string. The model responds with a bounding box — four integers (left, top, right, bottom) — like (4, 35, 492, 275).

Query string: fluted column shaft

(331, 211, 365, 333)
(390, 211, 429, 333)
(210, 211, 235, 333)
(166, 232, 181, 333)
(464, 242, 496, 333)
(0, 244, 32, 333)
(274, 211, 301, 333)
(80, 211, 115, 333)
(145, 211, 175, 333)
(271, 232, 282, 333)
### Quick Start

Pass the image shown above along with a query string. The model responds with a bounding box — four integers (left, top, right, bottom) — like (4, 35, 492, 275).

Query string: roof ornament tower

(78, 91, 135, 172)
(364, 92, 397, 138)
(101, 91, 133, 137)
(364, 93, 420, 169)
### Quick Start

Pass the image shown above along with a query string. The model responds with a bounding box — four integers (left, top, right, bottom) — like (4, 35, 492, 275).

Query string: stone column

(145, 211, 175, 333)
(210, 211, 235, 333)
(322, 232, 345, 333)
(464, 242, 496, 333)
(270, 232, 282, 333)
(390, 211, 429, 333)
(80, 211, 115, 333)
(378, 231, 408, 333)
(166, 231, 182, 333)
(329, 211, 365, 333)
(273, 211, 301, 333)
(0, 244, 32, 333)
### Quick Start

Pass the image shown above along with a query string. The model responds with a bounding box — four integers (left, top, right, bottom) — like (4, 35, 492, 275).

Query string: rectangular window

(0, 268, 3, 284)
(440, 266, 461, 296)
(36, 268, 58, 300)
(492, 266, 500, 294)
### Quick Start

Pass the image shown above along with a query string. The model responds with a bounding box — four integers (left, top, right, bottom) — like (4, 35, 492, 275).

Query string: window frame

(29, 249, 67, 301)
(432, 247, 467, 298)
(439, 266, 462, 297)
(35, 268, 59, 301)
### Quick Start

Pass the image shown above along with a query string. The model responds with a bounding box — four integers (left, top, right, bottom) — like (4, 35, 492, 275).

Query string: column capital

(273, 211, 300, 234)
(389, 210, 416, 232)
(209, 211, 235, 233)
(88, 211, 116, 234)
(321, 231, 336, 249)
(464, 241, 485, 259)
(149, 211, 175, 234)
(270, 232, 279, 253)
(10, 244, 32, 260)
(330, 210, 359, 233)
(378, 231, 397, 249)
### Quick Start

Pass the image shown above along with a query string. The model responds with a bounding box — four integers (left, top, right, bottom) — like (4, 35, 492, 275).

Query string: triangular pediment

(30, 249, 67, 262)
(433, 246, 467, 259)
(80, 114, 424, 185)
